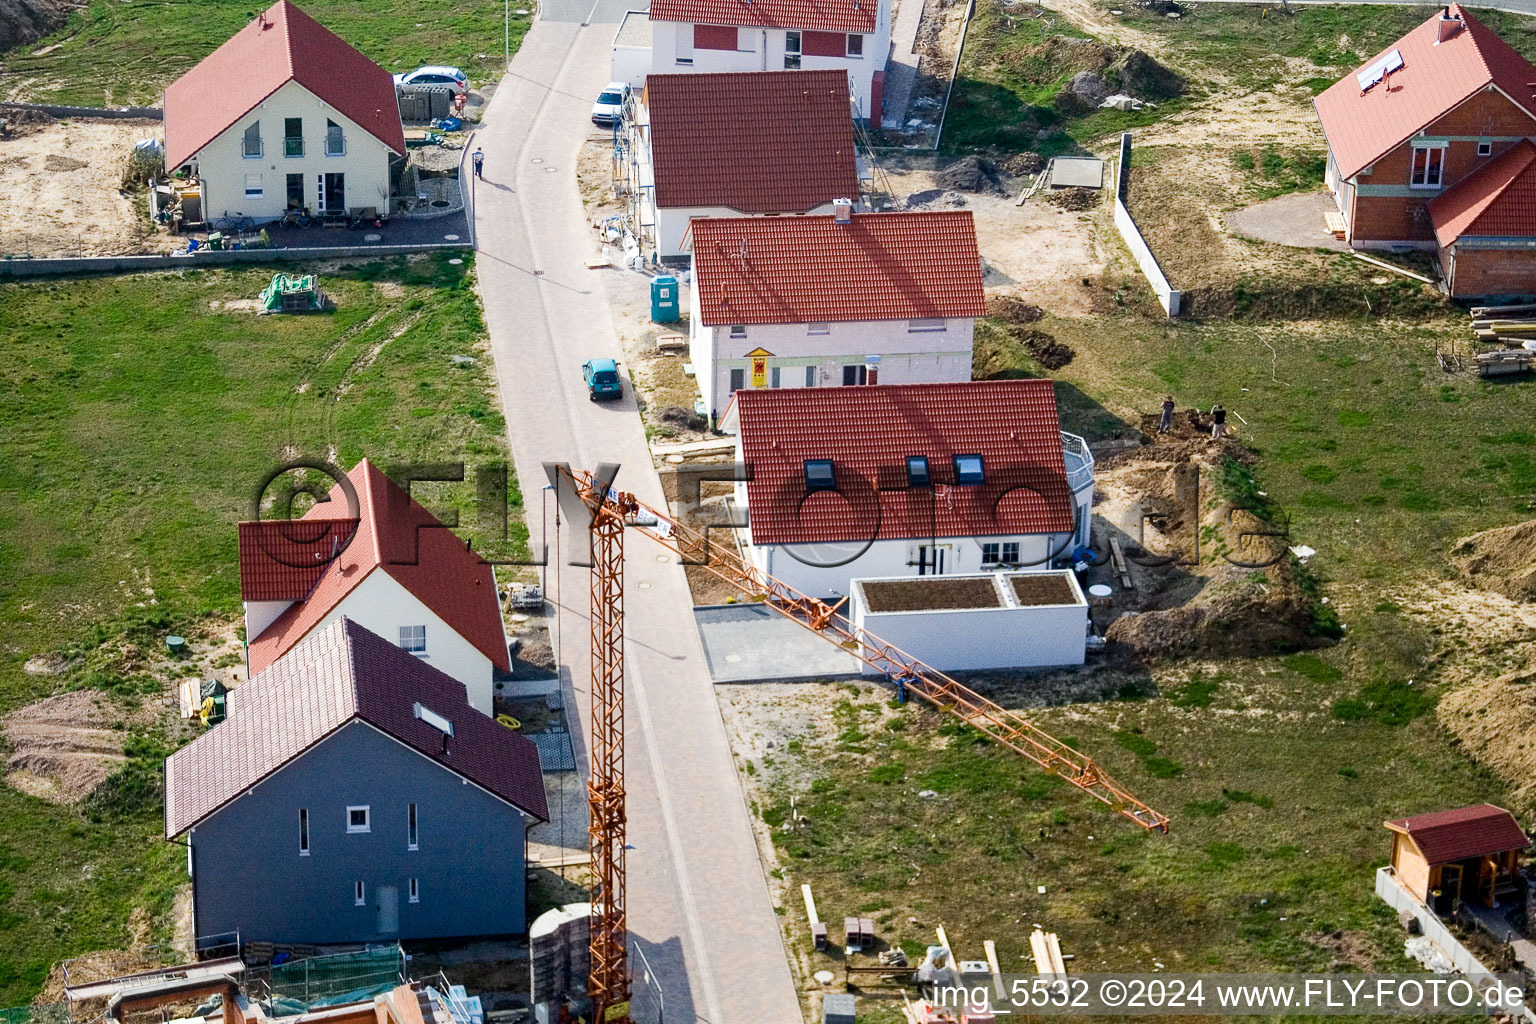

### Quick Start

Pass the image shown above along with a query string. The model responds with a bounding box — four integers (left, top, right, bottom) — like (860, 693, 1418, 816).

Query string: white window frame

(981, 542, 1000, 564)
(355, 881, 366, 906)
(413, 702, 454, 735)
(399, 625, 426, 653)
(347, 805, 371, 833)
(729, 324, 747, 339)
(1002, 541, 1020, 563)
(325, 119, 346, 157)
(842, 364, 867, 386)
(409, 878, 420, 903)
(242, 122, 262, 158)
(1410, 144, 1446, 189)
(807, 322, 830, 336)
(805, 365, 816, 387)
(408, 803, 419, 850)
(299, 808, 310, 855)
(1478, 141, 1493, 157)
(284, 117, 304, 158)
(908, 318, 947, 333)
(244, 174, 264, 199)
(846, 34, 863, 58)
(785, 30, 801, 69)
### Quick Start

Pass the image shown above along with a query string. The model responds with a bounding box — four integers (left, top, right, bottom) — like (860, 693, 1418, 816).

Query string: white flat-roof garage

(850, 570, 1088, 674)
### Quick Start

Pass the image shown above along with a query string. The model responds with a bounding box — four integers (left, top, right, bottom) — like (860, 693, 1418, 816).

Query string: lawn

(0, 255, 525, 1005)
(735, 309, 1536, 1021)
(1, 0, 531, 108)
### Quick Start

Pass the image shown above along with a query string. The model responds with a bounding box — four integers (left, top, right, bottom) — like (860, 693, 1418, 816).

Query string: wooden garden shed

(1385, 803, 1528, 913)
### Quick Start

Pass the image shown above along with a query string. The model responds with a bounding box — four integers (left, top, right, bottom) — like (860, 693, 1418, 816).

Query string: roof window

(906, 456, 931, 488)
(804, 459, 836, 492)
(953, 454, 985, 485)
(413, 702, 454, 737)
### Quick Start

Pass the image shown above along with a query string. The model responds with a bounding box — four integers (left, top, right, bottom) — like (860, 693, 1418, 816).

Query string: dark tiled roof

(1387, 803, 1529, 863)
(731, 380, 1074, 545)
(166, 619, 547, 837)
(164, 0, 406, 169)
(240, 459, 511, 675)
(646, 71, 858, 214)
(1314, 5, 1536, 182)
(649, 0, 877, 34)
(690, 211, 986, 326)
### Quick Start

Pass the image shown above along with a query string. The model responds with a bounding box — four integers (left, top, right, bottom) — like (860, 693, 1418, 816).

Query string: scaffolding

(260, 946, 405, 1012)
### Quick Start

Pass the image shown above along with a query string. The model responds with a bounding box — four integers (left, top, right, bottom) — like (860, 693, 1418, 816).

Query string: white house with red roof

(627, 0, 890, 121)
(688, 210, 986, 424)
(237, 459, 510, 715)
(719, 380, 1095, 599)
(163, 0, 405, 225)
(625, 70, 861, 260)
(1314, 5, 1536, 295)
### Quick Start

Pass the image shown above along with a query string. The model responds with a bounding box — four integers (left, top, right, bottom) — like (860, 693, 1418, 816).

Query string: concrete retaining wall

(1113, 133, 1182, 317)
(0, 243, 467, 279)
(0, 101, 162, 120)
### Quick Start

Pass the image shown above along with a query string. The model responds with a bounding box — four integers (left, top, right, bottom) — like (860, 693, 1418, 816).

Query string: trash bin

(650, 274, 679, 323)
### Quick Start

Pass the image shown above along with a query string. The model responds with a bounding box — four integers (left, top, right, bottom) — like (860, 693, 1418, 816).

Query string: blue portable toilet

(651, 274, 680, 323)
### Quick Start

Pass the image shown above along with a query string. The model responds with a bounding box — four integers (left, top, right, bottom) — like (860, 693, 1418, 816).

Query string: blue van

(583, 358, 623, 401)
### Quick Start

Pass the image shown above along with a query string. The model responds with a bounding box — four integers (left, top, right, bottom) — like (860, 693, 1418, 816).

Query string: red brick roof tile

(238, 519, 360, 601)
(1386, 803, 1529, 863)
(646, 71, 859, 214)
(1429, 139, 1536, 245)
(650, 0, 876, 33)
(690, 211, 986, 326)
(731, 380, 1075, 545)
(166, 618, 547, 837)
(240, 459, 510, 676)
(1315, 5, 1536, 182)
(164, 0, 406, 170)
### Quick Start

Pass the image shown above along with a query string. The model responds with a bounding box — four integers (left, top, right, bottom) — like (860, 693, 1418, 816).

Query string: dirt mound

(35, 948, 166, 1005)
(3, 689, 158, 804)
(0, 0, 76, 53)
(1439, 670, 1536, 802)
(933, 155, 1006, 195)
(1110, 49, 1184, 100)
(1054, 71, 1112, 115)
(1452, 520, 1536, 602)
(986, 295, 1043, 324)
(1044, 187, 1101, 212)
(658, 405, 707, 432)
(903, 188, 968, 209)
(1017, 328, 1073, 369)
(1001, 151, 1045, 177)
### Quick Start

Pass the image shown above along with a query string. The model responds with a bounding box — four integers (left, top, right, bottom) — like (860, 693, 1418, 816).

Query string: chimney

(1437, 7, 1462, 44)
(833, 197, 853, 224)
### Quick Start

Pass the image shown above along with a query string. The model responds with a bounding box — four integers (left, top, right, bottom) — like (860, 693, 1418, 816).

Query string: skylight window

(906, 456, 931, 488)
(1357, 49, 1403, 92)
(414, 702, 454, 737)
(804, 459, 836, 492)
(953, 454, 986, 486)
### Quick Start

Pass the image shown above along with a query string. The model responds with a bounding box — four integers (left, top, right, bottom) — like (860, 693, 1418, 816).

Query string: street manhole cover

(724, 654, 742, 664)
(364, 233, 381, 241)
(444, 233, 461, 240)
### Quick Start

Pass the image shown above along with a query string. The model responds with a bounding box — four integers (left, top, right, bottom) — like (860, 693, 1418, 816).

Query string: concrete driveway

(1224, 191, 1347, 252)
(468, 18, 803, 1024)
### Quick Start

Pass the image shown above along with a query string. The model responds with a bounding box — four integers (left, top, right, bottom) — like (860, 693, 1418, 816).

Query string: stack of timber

(1477, 348, 1535, 377)
(1471, 302, 1536, 344)
(1030, 929, 1068, 979)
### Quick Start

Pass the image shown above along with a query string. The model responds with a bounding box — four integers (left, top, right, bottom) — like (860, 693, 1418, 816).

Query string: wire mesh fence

(261, 945, 405, 1013)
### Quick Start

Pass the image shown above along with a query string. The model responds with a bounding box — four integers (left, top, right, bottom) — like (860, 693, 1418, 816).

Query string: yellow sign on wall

(746, 347, 773, 388)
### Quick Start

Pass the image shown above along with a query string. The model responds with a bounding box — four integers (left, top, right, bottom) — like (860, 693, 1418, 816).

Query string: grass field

(1, 0, 530, 108)
(738, 308, 1536, 1021)
(0, 255, 525, 1005)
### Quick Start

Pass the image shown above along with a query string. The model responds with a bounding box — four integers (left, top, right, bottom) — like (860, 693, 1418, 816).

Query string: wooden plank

(1045, 932, 1067, 976)
(984, 939, 1004, 999)
(1030, 930, 1053, 976)
(1108, 536, 1133, 588)
(936, 925, 952, 963)
(801, 883, 820, 926)
(1351, 251, 1434, 284)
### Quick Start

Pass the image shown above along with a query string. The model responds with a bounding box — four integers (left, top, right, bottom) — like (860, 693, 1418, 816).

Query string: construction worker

(1158, 395, 1175, 433)
(1210, 403, 1227, 440)
(472, 147, 485, 180)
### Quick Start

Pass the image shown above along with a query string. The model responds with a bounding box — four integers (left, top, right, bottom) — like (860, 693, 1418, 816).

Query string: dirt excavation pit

(3, 689, 160, 803)
(0, 117, 177, 256)
(862, 576, 1002, 612)
(1439, 670, 1536, 803)
(1010, 573, 1077, 606)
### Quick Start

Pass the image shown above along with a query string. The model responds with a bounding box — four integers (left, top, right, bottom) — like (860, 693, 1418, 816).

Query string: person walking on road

(472, 147, 485, 180)
(1159, 395, 1175, 433)
(1209, 403, 1227, 440)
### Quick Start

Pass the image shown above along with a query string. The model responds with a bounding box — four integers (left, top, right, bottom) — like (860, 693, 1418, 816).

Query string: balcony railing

(325, 133, 345, 157)
(284, 137, 304, 157)
(1062, 431, 1094, 494)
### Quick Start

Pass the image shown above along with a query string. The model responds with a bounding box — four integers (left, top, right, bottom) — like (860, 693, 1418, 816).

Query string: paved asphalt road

(468, 16, 804, 1024)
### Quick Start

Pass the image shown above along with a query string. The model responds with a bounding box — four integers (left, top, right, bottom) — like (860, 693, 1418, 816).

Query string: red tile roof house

(166, 618, 547, 949)
(162, 0, 406, 226)
(238, 459, 511, 716)
(624, 70, 862, 261)
(625, 0, 891, 123)
(687, 210, 987, 424)
(718, 380, 1096, 599)
(1315, 5, 1536, 297)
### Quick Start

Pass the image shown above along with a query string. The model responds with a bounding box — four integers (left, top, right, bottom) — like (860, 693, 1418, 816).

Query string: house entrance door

(915, 545, 946, 575)
(375, 885, 399, 935)
(286, 174, 305, 211)
(323, 173, 346, 213)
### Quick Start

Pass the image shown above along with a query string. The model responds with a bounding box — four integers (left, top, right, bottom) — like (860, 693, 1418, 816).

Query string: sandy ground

(0, 117, 177, 256)
(3, 689, 160, 803)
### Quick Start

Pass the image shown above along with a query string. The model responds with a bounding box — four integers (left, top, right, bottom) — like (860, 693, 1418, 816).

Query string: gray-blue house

(166, 618, 548, 949)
